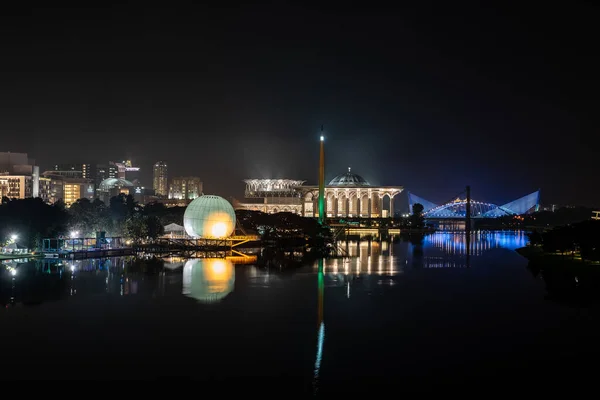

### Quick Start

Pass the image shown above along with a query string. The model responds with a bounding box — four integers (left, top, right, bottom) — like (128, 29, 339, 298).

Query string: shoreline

(516, 245, 600, 270)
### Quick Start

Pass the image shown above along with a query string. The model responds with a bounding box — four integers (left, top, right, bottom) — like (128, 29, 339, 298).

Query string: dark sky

(1, 3, 598, 207)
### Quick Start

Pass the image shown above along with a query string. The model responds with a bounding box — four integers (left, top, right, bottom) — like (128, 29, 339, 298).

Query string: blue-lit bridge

(409, 190, 540, 219)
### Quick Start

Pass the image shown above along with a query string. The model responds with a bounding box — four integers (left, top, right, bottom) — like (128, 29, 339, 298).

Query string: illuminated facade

(113, 160, 141, 185)
(53, 163, 93, 179)
(236, 168, 403, 218)
(152, 161, 168, 197)
(40, 172, 94, 206)
(0, 175, 33, 200)
(38, 177, 51, 203)
(95, 163, 118, 189)
(0, 152, 40, 199)
(238, 179, 305, 214)
(409, 190, 541, 219)
(169, 176, 202, 200)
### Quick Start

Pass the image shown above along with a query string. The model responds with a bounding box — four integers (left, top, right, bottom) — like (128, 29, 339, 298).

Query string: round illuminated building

(183, 195, 236, 239)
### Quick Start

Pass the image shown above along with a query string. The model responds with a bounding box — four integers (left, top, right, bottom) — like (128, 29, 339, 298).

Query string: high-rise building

(168, 177, 202, 200)
(39, 177, 52, 204)
(0, 175, 33, 200)
(41, 172, 94, 207)
(153, 161, 168, 197)
(113, 160, 141, 185)
(0, 152, 39, 200)
(95, 163, 118, 189)
(53, 163, 94, 179)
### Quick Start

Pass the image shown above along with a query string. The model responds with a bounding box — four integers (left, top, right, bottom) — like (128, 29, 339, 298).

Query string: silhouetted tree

(68, 198, 114, 236)
(528, 229, 543, 246)
(410, 203, 425, 229)
(0, 198, 68, 249)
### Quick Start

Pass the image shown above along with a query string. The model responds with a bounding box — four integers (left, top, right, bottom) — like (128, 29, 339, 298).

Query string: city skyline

(1, 4, 598, 206)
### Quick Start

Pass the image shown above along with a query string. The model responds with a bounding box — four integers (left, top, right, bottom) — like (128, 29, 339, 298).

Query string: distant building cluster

(0, 152, 203, 208)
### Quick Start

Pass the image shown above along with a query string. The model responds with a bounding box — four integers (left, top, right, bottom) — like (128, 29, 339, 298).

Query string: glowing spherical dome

(183, 195, 236, 239)
(182, 258, 235, 303)
(328, 167, 370, 186)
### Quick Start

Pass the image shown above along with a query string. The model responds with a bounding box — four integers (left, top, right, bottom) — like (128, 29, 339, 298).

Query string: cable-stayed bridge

(408, 190, 540, 219)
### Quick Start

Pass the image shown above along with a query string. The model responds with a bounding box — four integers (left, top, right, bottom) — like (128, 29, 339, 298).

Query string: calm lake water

(1, 230, 599, 391)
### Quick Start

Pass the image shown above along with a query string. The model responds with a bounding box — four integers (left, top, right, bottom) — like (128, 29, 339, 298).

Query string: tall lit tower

(318, 127, 325, 224)
(153, 161, 168, 197)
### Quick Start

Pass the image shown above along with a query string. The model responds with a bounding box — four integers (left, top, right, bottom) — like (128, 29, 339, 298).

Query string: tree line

(529, 219, 600, 262)
(0, 195, 185, 249)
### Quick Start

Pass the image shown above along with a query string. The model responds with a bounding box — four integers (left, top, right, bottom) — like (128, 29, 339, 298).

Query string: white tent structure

(163, 223, 186, 238)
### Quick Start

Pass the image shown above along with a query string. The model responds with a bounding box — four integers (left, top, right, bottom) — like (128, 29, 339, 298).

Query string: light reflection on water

(1, 231, 528, 307)
(3, 230, 572, 389)
(182, 258, 235, 303)
(323, 230, 528, 276)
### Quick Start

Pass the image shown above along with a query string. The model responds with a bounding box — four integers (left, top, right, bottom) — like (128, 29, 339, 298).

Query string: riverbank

(516, 245, 600, 269)
(516, 245, 600, 306)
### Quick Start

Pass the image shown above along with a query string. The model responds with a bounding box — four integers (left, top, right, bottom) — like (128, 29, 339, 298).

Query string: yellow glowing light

(211, 222, 227, 238)
(182, 258, 235, 303)
(210, 259, 226, 275)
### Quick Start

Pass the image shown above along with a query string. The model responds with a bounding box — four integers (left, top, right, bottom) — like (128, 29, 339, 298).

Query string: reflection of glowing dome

(328, 168, 370, 186)
(182, 258, 235, 303)
(99, 178, 135, 190)
(183, 195, 236, 239)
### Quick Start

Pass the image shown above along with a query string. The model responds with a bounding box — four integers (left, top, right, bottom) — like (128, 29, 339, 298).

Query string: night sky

(1, 3, 598, 207)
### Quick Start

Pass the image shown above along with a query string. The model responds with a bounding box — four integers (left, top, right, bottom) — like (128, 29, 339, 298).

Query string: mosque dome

(183, 195, 236, 239)
(328, 167, 370, 186)
(99, 178, 135, 190)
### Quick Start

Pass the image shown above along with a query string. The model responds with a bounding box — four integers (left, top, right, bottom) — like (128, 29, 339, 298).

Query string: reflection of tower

(465, 185, 471, 268)
(182, 258, 235, 303)
(313, 258, 325, 394)
(318, 127, 325, 225)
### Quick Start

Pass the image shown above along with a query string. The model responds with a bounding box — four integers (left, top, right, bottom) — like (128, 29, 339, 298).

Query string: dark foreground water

(1, 230, 599, 392)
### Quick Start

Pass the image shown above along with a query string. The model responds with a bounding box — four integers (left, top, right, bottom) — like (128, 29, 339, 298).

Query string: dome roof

(99, 178, 134, 190)
(183, 195, 236, 239)
(328, 167, 370, 186)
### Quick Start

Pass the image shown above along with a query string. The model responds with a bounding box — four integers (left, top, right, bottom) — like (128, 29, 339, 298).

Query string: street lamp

(10, 234, 17, 242)
(70, 231, 79, 239)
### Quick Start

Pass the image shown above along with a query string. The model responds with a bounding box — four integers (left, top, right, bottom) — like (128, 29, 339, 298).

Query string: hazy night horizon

(1, 3, 598, 206)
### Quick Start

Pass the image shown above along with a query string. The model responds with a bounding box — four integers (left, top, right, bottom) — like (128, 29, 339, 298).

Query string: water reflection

(325, 230, 529, 277)
(424, 230, 528, 256)
(182, 259, 235, 303)
(1, 231, 528, 308)
(313, 258, 325, 395)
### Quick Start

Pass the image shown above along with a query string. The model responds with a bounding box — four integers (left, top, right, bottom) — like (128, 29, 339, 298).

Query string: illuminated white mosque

(235, 167, 403, 218)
